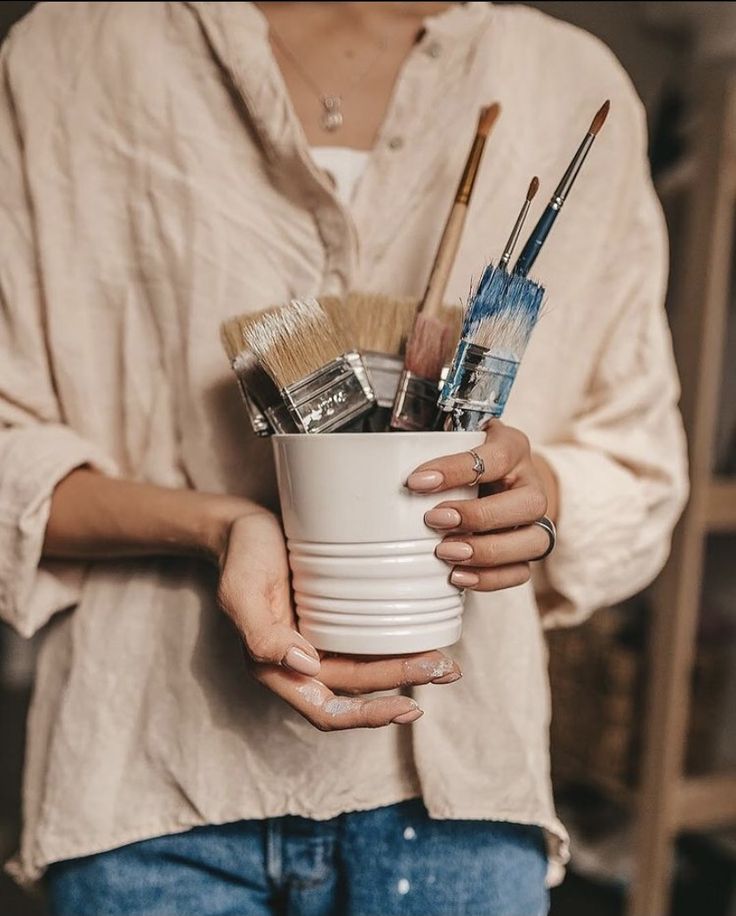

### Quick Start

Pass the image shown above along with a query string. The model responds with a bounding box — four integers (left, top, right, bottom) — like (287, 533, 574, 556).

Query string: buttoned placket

(186, 1, 477, 298)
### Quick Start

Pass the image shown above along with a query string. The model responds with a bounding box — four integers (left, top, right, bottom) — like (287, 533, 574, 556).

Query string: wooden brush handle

(419, 105, 500, 319)
(420, 203, 469, 318)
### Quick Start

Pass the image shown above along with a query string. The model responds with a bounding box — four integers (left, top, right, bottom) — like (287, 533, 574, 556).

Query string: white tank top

(310, 146, 370, 205)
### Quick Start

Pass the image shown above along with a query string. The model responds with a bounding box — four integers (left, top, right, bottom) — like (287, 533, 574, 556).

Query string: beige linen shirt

(0, 1, 688, 885)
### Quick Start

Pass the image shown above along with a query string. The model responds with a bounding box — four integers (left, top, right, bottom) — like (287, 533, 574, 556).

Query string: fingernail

(424, 508, 461, 529)
(407, 470, 444, 491)
(284, 646, 321, 676)
(436, 541, 473, 561)
(451, 569, 480, 587)
(431, 671, 462, 685)
(392, 708, 425, 725)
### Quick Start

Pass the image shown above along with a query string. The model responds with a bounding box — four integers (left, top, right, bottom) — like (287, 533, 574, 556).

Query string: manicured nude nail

(451, 569, 480, 587)
(431, 671, 462, 685)
(424, 507, 461, 529)
(392, 708, 425, 725)
(406, 470, 444, 491)
(284, 646, 321, 676)
(436, 541, 473, 561)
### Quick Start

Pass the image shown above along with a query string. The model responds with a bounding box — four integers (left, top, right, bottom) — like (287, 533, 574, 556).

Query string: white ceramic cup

(272, 430, 485, 655)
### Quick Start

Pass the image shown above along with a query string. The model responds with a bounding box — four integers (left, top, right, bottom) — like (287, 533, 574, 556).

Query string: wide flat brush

(439, 270, 544, 430)
(391, 102, 501, 431)
(241, 297, 375, 434)
(221, 319, 272, 436)
(513, 100, 610, 278)
(221, 315, 299, 434)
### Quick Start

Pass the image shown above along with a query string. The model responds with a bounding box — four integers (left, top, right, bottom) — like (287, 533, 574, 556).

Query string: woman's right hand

(216, 509, 462, 731)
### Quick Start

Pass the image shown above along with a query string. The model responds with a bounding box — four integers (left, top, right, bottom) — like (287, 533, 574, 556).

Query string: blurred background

(1, 2, 735, 914)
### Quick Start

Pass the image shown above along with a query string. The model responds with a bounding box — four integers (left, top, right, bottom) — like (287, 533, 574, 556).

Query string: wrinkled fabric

(0, 1, 687, 887)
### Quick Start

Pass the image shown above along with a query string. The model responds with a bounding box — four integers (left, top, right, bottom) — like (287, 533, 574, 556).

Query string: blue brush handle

(513, 205, 558, 278)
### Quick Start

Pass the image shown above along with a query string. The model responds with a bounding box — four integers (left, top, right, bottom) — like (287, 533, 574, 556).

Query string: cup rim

(272, 430, 483, 440)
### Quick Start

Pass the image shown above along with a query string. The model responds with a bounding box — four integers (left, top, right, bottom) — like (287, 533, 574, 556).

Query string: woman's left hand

(406, 420, 558, 592)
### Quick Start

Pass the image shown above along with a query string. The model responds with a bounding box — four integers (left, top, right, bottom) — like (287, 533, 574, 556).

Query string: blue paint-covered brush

(439, 177, 545, 431)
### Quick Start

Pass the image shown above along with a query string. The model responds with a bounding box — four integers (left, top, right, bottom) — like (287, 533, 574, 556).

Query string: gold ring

(468, 450, 485, 486)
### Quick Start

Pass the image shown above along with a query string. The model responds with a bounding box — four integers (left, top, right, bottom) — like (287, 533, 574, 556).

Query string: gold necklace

(268, 25, 389, 132)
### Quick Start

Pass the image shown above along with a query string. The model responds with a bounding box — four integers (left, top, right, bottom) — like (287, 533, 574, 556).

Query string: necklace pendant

(321, 95, 343, 132)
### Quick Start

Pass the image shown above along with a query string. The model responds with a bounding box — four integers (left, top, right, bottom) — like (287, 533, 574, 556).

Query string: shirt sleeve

(0, 39, 117, 637)
(533, 89, 689, 628)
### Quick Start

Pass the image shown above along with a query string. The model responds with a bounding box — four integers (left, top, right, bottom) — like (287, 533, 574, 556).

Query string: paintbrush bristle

(221, 317, 246, 364)
(478, 102, 501, 138)
(405, 313, 453, 380)
(441, 302, 465, 354)
(527, 176, 540, 200)
(464, 269, 543, 360)
(347, 292, 417, 355)
(589, 100, 610, 136)
(242, 297, 351, 390)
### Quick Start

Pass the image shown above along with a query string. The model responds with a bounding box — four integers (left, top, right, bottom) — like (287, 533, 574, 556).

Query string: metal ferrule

(439, 341, 519, 427)
(281, 351, 376, 434)
(390, 369, 443, 432)
(499, 199, 531, 268)
(362, 352, 404, 408)
(263, 403, 300, 435)
(553, 132, 594, 204)
(236, 383, 272, 437)
(456, 134, 487, 205)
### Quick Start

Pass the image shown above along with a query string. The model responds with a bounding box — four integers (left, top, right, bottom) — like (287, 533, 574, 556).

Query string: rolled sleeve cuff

(0, 424, 117, 637)
(533, 444, 648, 629)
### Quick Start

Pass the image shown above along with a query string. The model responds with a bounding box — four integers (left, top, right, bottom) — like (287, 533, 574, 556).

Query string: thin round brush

(499, 177, 539, 270)
(392, 102, 501, 431)
(513, 100, 610, 278)
(241, 297, 376, 434)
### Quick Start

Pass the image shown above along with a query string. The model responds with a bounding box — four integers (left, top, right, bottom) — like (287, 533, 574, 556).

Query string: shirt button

(425, 41, 442, 58)
(388, 136, 404, 150)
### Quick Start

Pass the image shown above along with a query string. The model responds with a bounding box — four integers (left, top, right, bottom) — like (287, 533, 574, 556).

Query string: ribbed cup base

(289, 539, 464, 655)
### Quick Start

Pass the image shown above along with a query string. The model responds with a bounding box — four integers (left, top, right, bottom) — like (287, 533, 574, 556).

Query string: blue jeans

(47, 799, 548, 916)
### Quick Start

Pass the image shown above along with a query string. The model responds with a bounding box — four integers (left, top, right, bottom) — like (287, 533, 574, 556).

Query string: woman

(0, 2, 687, 914)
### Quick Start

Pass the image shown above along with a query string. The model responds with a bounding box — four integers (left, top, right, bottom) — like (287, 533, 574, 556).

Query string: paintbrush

(513, 100, 610, 278)
(239, 297, 376, 434)
(439, 176, 545, 430)
(346, 292, 418, 407)
(221, 315, 299, 435)
(439, 268, 544, 431)
(391, 102, 501, 431)
(499, 177, 539, 270)
(221, 318, 272, 436)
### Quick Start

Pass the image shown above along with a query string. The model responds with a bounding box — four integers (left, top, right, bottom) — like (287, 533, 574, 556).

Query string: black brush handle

(513, 205, 558, 278)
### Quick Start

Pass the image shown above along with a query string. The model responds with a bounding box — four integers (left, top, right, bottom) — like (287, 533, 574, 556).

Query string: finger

(424, 484, 547, 535)
(253, 668, 424, 731)
(436, 525, 550, 568)
(405, 421, 528, 492)
(449, 563, 531, 592)
(318, 651, 461, 695)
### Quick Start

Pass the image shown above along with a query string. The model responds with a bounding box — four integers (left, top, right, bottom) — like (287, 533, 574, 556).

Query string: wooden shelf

(674, 772, 736, 832)
(707, 478, 736, 532)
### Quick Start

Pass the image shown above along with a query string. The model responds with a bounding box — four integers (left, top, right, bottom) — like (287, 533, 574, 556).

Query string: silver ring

(532, 516, 556, 560)
(468, 450, 485, 486)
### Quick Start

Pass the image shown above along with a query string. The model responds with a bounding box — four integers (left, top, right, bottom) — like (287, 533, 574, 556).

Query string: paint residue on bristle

(243, 297, 350, 389)
(464, 266, 544, 361)
(404, 313, 452, 380)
